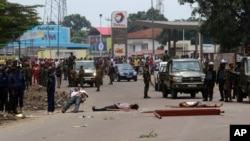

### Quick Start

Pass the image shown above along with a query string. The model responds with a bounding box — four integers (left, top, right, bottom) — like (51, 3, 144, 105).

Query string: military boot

(20, 107, 23, 113)
(144, 93, 151, 99)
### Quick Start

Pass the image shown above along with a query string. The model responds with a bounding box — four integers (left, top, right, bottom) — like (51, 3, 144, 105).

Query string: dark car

(114, 63, 137, 82)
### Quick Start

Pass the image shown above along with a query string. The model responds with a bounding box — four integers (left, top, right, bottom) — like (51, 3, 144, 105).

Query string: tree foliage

(61, 14, 91, 43)
(0, 0, 42, 46)
(180, 0, 250, 52)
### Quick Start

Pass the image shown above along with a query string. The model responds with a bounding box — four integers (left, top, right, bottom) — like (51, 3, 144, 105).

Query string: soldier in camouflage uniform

(23, 64, 32, 90)
(68, 52, 76, 70)
(224, 62, 240, 102)
(78, 66, 85, 88)
(69, 69, 77, 87)
(143, 64, 151, 98)
(95, 65, 102, 92)
(162, 50, 170, 61)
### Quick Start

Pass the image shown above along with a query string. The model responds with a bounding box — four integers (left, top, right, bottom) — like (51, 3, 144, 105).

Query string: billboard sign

(111, 11, 127, 28)
(114, 44, 125, 56)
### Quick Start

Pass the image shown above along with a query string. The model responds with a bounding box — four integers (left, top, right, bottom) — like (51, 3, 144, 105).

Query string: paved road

(0, 75, 250, 141)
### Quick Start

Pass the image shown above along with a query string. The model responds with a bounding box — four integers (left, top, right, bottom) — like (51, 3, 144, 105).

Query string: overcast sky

(8, 0, 194, 27)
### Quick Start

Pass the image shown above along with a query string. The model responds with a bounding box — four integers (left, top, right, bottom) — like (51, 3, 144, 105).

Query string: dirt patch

(0, 84, 69, 127)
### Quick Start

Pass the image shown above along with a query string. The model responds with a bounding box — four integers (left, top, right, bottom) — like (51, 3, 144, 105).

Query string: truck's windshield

(75, 61, 95, 70)
(172, 61, 201, 72)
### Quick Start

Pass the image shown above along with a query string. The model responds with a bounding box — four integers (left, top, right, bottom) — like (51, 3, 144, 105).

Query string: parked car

(114, 63, 137, 82)
(154, 61, 167, 91)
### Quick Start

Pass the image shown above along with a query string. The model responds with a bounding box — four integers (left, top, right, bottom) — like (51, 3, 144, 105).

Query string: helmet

(220, 59, 227, 64)
(208, 62, 214, 65)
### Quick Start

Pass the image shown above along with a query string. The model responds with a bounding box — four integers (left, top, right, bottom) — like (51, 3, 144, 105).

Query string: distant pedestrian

(46, 67, 56, 115)
(55, 65, 62, 88)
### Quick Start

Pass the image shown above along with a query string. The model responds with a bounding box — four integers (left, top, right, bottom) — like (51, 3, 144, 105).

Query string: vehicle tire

(190, 92, 196, 98)
(90, 83, 94, 87)
(134, 77, 137, 81)
(155, 82, 158, 91)
(170, 86, 177, 99)
(162, 85, 168, 98)
(117, 76, 121, 82)
(128, 79, 131, 81)
(159, 81, 163, 91)
(237, 88, 243, 102)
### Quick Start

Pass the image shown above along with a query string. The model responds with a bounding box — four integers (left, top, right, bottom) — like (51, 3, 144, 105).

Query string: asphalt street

(0, 74, 250, 141)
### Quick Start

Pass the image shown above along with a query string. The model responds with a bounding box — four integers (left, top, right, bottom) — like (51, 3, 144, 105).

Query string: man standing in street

(216, 59, 227, 101)
(68, 52, 76, 70)
(55, 65, 62, 88)
(162, 50, 170, 61)
(108, 63, 115, 85)
(143, 64, 151, 98)
(95, 65, 102, 92)
(78, 66, 85, 88)
(46, 67, 56, 115)
(203, 62, 216, 101)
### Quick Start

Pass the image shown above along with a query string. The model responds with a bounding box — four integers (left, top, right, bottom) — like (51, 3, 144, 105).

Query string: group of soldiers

(203, 59, 240, 102)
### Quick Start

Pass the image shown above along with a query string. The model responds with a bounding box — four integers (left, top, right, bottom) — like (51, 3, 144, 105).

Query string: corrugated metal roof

(127, 28, 162, 39)
(134, 20, 200, 30)
(95, 27, 112, 36)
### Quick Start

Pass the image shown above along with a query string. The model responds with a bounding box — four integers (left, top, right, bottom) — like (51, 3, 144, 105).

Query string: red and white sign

(111, 11, 127, 28)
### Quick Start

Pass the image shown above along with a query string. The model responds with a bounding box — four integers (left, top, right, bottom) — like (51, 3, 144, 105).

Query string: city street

(0, 75, 250, 141)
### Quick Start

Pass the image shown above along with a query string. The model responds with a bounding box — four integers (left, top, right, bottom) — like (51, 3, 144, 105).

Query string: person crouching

(62, 87, 89, 113)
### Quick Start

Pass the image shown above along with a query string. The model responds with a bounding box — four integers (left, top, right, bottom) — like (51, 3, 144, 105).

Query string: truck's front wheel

(170, 86, 177, 99)
(162, 85, 168, 98)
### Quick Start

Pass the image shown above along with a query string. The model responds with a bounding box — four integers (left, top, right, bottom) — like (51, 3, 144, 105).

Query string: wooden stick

(154, 112, 162, 119)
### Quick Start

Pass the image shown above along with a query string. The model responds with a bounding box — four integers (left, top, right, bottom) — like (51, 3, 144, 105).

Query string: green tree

(0, 0, 42, 47)
(180, 0, 250, 52)
(61, 14, 91, 43)
(128, 8, 167, 33)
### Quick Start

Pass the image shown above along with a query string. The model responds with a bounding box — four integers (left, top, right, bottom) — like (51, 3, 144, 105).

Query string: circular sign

(98, 42, 104, 51)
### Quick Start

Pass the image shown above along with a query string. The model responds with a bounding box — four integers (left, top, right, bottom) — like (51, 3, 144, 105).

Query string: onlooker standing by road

(143, 64, 151, 99)
(46, 67, 56, 115)
(8, 67, 18, 114)
(24, 64, 32, 90)
(0, 68, 8, 114)
(15, 66, 26, 113)
(55, 65, 62, 88)
(216, 59, 227, 101)
(203, 62, 216, 101)
(32, 63, 39, 84)
(108, 63, 115, 85)
(134, 59, 139, 73)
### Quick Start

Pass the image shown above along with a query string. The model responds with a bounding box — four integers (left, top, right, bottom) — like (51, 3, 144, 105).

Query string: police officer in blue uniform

(46, 67, 56, 115)
(0, 67, 8, 113)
